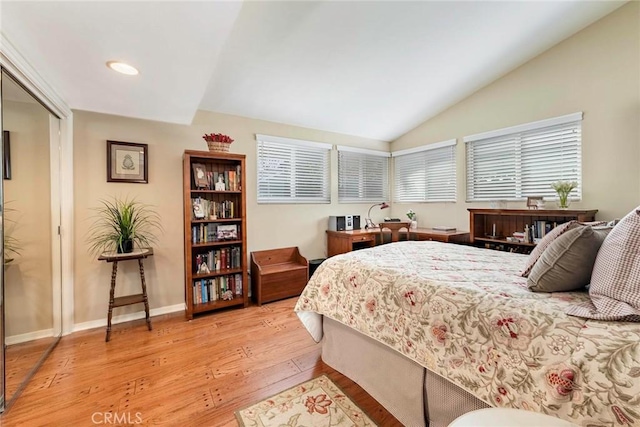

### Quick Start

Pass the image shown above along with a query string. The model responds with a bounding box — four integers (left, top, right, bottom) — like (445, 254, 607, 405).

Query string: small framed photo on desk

(526, 196, 544, 209)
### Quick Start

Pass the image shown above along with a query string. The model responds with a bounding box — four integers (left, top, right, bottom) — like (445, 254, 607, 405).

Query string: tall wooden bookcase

(183, 150, 248, 319)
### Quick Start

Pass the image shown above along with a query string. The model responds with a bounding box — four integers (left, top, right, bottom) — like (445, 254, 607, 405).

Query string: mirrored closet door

(1, 69, 62, 411)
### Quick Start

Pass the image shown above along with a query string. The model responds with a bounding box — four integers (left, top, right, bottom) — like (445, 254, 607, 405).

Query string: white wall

(72, 2, 638, 326)
(390, 2, 640, 227)
(73, 110, 388, 324)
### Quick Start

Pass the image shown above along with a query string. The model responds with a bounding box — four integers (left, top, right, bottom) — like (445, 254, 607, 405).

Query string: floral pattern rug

(235, 375, 376, 427)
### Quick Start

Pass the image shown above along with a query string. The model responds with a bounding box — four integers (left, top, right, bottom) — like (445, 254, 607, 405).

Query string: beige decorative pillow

(566, 207, 640, 322)
(520, 220, 579, 277)
(528, 226, 611, 292)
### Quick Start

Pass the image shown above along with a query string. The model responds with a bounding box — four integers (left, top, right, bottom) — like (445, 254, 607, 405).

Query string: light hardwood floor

(1, 298, 402, 426)
(4, 336, 58, 405)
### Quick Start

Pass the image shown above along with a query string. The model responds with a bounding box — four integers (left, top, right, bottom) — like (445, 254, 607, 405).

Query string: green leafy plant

(406, 209, 416, 220)
(4, 234, 20, 264)
(87, 197, 162, 256)
(551, 180, 578, 209)
(4, 202, 21, 264)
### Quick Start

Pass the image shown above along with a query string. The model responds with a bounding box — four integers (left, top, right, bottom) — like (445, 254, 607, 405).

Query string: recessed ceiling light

(106, 61, 139, 76)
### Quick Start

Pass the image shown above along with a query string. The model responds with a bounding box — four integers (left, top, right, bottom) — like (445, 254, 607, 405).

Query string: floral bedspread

(294, 241, 640, 427)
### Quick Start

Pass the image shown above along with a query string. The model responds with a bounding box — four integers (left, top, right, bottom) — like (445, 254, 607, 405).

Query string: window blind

(256, 134, 331, 204)
(465, 113, 582, 201)
(337, 146, 389, 203)
(392, 139, 457, 203)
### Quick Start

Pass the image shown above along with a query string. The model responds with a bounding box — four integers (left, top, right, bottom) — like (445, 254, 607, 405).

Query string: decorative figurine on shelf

(197, 262, 210, 274)
(193, 199, 205, 219)
(221, 289, 234, 301)
(215, 175, 226, 191)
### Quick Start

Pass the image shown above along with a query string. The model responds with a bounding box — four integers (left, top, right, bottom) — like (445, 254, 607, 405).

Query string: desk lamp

(365, 202, 389, 229)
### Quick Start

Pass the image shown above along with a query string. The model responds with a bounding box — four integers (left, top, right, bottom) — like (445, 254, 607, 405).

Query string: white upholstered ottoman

(449, 408, 579, 427)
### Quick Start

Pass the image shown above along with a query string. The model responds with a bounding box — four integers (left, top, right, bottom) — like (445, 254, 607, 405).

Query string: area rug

(235, 375, 376, 426)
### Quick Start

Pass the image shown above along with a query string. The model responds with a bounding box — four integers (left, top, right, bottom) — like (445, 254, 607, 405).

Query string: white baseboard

(6, 329, 55, 346)
(72, 303, 186, 333)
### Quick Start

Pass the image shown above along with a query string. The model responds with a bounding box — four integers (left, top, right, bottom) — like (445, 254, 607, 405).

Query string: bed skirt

(322, 317, 490, 427)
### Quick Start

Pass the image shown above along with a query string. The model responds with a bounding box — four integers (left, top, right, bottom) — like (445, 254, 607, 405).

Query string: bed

(294, 240, 640, 427)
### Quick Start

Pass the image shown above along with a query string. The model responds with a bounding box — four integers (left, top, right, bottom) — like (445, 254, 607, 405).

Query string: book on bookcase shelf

(191, 223, 239, 244)
(183, 150, 248, 319)
(194, 246, 242, 273)
(530, 220, 555, 243)
(191, 198, 235, 220)
(192, 273, 243, 304)
(192, 164, 242, 191)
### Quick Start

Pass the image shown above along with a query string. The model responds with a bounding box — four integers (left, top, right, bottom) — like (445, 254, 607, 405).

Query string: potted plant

(87, 197, 162, 256)
(406, 209, 417, 230)
(551, 180, 578, 209)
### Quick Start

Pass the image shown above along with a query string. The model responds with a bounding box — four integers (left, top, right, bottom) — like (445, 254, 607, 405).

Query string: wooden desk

(327, 229, 377, 257)
(327, 228, 470, 257)
(98, 248, 154, 342)
(410, 228, 471, 244)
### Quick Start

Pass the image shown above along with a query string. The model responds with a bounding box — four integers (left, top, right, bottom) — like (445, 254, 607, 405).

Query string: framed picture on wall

(107, 140, 148, 183)
(3, 130, 11, 180)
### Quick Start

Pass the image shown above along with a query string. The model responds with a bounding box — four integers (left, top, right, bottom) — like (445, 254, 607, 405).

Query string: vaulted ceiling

(0, 1, 625, 141)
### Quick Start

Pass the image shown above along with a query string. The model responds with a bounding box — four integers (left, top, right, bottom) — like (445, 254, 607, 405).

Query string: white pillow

(566, 207, 640, 322)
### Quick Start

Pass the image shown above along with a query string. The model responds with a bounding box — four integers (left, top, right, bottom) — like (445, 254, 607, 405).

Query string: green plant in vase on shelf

(406, 209, 417, 229)
(87, 196, 162, 256)
(551, 180, 578, 209)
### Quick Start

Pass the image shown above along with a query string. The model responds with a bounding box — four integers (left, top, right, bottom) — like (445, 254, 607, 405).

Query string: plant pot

(117, 239, 134, 254)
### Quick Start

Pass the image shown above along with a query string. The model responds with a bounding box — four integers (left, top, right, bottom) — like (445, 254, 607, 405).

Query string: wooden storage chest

(250, 247, 309, 305)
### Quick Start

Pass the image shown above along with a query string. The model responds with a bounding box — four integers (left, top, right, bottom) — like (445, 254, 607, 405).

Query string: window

(392, 139, 457, 203)
(256, 134, 331, 203)
(337, 146, 389, 203)
(465, 112, 582, 201)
